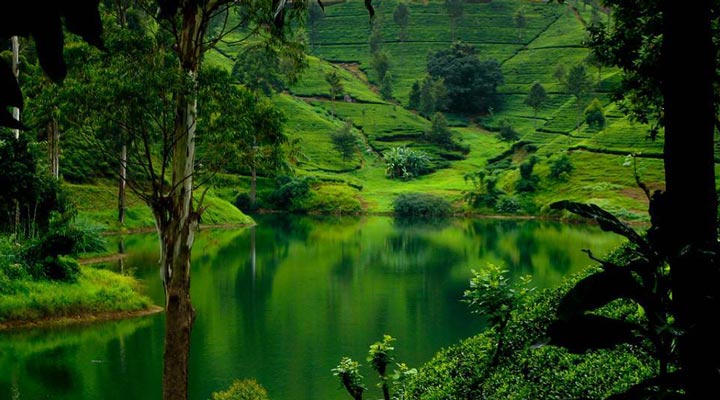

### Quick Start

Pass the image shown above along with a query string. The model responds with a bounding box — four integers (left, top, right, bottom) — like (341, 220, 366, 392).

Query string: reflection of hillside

(0, 315, 157, 400)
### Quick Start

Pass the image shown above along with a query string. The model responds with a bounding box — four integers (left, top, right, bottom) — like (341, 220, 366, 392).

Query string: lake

(0, 216, 622, 400)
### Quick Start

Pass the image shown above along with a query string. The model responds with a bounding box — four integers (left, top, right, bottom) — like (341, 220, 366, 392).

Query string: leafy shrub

(37, 255, 80, 282)
(494, 195, 521, 214)
(516, 156, 539, 192)
(548, 154, 575, 180)
(384, 147, 431, 180)
(234, 192, 254, 213)
(497, 119, 520, 142)
(268, 176, 315, 211)
(21, 215, 105, 281)
(297, 185, 362, 214)
(584, 98, 606, 128)
(406, 267, 655, 400)
(211, 379, 269, 400)
(393, 193, 452, 217)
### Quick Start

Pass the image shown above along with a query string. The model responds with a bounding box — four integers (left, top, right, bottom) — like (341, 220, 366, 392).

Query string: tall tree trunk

(661, 1, 719, 397)
(118, 143, 127, 224)
(12, 37, 20, 235)
(51, 117, 59, 180)
(11, 36, 20, 140)
(250, 167, 257, 209)
(157, 4, 206, 399)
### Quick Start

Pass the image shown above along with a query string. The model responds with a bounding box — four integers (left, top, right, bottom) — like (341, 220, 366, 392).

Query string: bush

(268, 176, 315, 211)
(211, 379, 269, 400)
(297, 185, 362, 214)
(584, 98, 606, 128)
(494, 195, 521, 214)
(516, 156, 539, 193)
(234, 192, 254, 213)
(384, 147, 431, 180)
(497, 119, 520, 142)
(406, 267, 656, 400)
(37, 255, 80, 282)
(548, 154, 574, 180)
(393, 193, 452, 217)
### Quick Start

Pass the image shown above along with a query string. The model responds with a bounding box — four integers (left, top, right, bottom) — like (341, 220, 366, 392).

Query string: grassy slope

(203, 0, 708, 220)
(0, 266, 153, 324)
(68, 183, 254, 231)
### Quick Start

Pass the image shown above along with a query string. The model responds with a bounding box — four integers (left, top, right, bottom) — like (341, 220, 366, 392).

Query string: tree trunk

(11, 36, 20, 140)
(118, 143, 127, 224)
(250, 167, 257, 209)
(661, 1, 719, 397)
(157, 3, 206, 399)
(52, 117, 59, 180)
(47, 118, 59, 179)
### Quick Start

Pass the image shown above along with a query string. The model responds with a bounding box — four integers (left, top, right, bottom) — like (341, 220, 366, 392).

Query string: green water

(0, 216, 622, 400)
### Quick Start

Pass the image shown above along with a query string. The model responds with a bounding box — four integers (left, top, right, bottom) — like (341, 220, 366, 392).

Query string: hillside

(202, 0, 680, 221)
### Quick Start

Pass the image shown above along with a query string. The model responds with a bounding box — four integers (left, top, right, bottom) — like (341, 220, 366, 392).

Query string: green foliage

(232, 44, 285, 96)
(368, 335, 396, 400)
(22, 214, 106, 282)
(393, 2, 411, 42)
(464, 171, 503, 209)
(0, 266, 152, 324)
(380, 72, 394, 101)
(369, 19, 384, 55)
(425, 113, 454, 147)
(516, 156, 540, 192)
(524, 82, 548, 127)
(494, 195, 522, 214)
(269, 176, 315, 211)
(393, 193, 452, 217)
(384, 147, 431, 180)
(548, 153, 575, 180)
(372, 51, 391, 82)
(331, 120, 361, 163)
(427, 42, 503, 113)
(211, 379, 269, 400)
(584, 98, 606, 128)
(585, 0, 664, 135)
(408, 81, 421, 110)
(0, 132, 72, 236)
(513, 8, 527, 39)
(298, 185, 362, 214)
(325, 70, 344, 112)
(497, 119, 520, 142)
(464, 265, 533, 328)
(333, 357, 366, 400)
(412, 76, 447, 117)
(406, 268, 656, 400)
(566, 64, 591, 99)
(543, 201, 681, 398)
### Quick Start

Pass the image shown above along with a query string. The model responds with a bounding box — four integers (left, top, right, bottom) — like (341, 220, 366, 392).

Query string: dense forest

(1, 0, 719, 399)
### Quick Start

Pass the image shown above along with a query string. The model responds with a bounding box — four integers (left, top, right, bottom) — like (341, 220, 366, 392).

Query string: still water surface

(0, 216, 622, 399)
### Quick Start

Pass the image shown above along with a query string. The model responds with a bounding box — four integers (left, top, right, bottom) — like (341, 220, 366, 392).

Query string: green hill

(60, 0, 699, 224)
(201, 0, 683, 221)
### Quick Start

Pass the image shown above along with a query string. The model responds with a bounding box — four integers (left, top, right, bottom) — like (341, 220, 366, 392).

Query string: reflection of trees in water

(25, 347, 81, 393)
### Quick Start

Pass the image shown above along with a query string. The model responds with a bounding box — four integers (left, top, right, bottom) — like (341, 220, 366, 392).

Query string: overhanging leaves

(557, 269, 647, 320)
(551, 201, 651, 253)
(606, 371, 685, 400)
(547, 314, 642, 353)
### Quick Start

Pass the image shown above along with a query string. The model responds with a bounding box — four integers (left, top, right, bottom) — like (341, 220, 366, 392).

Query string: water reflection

(0, 216, 623, 400)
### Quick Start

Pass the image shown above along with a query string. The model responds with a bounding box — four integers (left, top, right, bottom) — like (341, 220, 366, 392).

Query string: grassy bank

(0, 266, 154, 329)
(67, 183, 255, 232)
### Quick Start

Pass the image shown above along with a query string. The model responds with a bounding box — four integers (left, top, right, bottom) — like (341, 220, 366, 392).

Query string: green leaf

(550, 201, 651, 253)
(547, 315, 642, 353)
(606, 371, 685, 400)
(557, 269, 647, 320)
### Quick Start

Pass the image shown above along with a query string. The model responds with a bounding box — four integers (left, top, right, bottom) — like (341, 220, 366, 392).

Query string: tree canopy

(427, 42, 503, 114)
